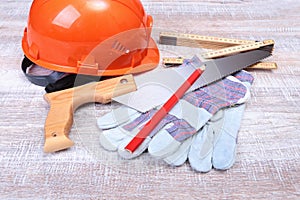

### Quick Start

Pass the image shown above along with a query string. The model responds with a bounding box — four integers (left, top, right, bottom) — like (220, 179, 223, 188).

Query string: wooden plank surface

(0, 0, 299, 199)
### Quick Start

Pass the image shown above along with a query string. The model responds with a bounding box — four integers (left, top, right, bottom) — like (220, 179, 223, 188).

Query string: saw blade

(113, 49, 271, 112)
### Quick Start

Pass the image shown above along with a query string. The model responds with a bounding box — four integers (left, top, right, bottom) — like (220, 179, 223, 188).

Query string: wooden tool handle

(43, 74, 136, 153)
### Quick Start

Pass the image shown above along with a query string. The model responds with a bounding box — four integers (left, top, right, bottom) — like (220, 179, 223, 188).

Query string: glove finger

(99, 107, 154, 152)
(188, 125, 215, 173)
(97, 106, 141, 129)
(148, 100, 212, 159)
(99, 127, 129, 151)
(148, 124, 182, 159)
(117, 136, 152, 159)
(163, 136, 194, 166)
(102, 109, 157, 153)
(212, 104, 246, 170)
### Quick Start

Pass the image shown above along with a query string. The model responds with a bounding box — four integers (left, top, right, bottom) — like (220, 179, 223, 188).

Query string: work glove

(161, 71, 253, 172)
(188, 103, 247, 172)
(164, 71, 253, 172)
(97, 70, 253, 165)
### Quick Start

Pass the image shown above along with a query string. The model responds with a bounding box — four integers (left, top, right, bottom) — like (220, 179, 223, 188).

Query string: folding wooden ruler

(159, 32, 277, 70)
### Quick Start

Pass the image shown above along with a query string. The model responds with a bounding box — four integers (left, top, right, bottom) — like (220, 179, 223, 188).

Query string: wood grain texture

(0, 0, 299, 199)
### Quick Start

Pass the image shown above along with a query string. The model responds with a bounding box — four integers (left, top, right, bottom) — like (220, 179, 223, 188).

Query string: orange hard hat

(22, 0, 160, 76)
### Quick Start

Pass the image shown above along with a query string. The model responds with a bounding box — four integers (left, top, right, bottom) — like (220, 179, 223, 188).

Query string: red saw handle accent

(124, 66, 205, 153)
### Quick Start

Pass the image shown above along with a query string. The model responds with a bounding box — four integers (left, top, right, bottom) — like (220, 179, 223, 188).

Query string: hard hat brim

(22, 36, 160, 77)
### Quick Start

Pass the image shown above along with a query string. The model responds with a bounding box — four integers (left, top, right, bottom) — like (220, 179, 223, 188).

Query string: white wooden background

(0, 0, 299, 199)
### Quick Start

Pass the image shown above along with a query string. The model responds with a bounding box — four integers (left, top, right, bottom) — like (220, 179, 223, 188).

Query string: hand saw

(159, 32, 277, 69)
(112, 39, 274, 113)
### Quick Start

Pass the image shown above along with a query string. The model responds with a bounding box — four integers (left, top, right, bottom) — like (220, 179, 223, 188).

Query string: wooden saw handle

(43, 74, 136, 153)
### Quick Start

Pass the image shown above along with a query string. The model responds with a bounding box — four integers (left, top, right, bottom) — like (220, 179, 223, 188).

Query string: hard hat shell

(22, 0, 160, 76)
